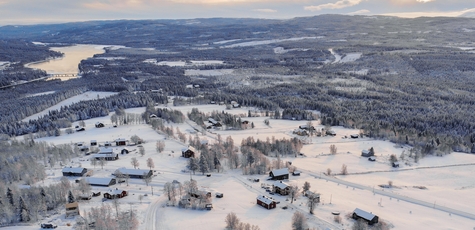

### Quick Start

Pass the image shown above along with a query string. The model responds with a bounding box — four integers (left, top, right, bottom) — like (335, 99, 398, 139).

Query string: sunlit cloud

(304, 0, 363, 12)
(348, 9, 370, 15)
(253, 8, 277, 13)
(382, 8, 475, 18)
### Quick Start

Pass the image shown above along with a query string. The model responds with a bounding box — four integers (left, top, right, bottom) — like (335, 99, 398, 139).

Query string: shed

(205, 204, 213, 210)
(115, 138, 127, 146)
(113, 168, 153, 179)
(350, 134, 359, 139)
(93, 153, 118, 161)
(352, 208, 379, 225)
(90, 140, 97, 146)
(392, 162, 400, 168)
(361, 149, 374, 157)
(120, 148, 130, 155)
(292, 171, 301, 176)
(62, 167, 87, 177)
(216, 193, 224, 198)
(65, 202, 80, 217)
(269, 168, 289, 180)
(181, 146, 196, 158)
(256, 195, 276, 209)
(95, 122, 104, 128)
(368, 156, 376, 162)
(326, 130, 336, 136)
(103, 189, 128, 199)
(85, 177, 116, 187)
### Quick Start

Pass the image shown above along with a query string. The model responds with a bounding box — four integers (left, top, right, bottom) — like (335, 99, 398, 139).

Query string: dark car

(41, 223, 57, 229)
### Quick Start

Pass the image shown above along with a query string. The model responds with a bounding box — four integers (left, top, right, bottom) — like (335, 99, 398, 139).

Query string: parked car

(41, 223, 57, 229)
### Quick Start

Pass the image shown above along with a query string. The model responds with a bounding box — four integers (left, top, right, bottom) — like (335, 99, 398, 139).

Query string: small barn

(392, 162, 400, 168)
(292, 171, 301, 176)
(65, 202, 80, 217)
(361, 149, 374, 157)
(115, 138, 127, 146)
(326, 130, 336, 136)
(113, 168, 153, 179)
(269, 168, 289, 180)
(93, 153, 118, 161)
(120, 147, 130, 155)
(62, 167, 87, 177)
(273, 181, 290, 195)
(90, 140, 97, 146)
(352, 208, 379, 225)
(368, 156, 376, 162)
(350, 134, 359, 139)
(95, 122, 104, 128)
(104, 141, 112, 147)
(189, 190, 212, 199)
(208, 118, 222, 127)
(103, 189, 128, 199)
(85, 177, 116, 187)
(182, 146, 196, 158)
(256, 195, 276, 209)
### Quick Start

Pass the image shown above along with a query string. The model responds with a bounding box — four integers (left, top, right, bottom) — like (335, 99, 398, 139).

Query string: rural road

(301, 169, 475, 221)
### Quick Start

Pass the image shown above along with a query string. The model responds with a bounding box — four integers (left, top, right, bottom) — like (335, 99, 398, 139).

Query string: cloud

(382, 8, 475, 18)
(416, 0, 434, 3)
(253, 8, 277, 13)
(304, 0, 363, 12)
(347, 9, 370, 15)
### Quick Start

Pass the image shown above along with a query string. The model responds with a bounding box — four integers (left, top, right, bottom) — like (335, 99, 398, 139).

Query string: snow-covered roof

(353, 208, 377, 220)
(362, 149, 370, 154)
(62, 167, 86, 174)
(98, 147, 115, 154)
(115, 168, 151, 176)
(85, 177, 115, 185)
(256, 195, 275, 205)
(105, 189, 126, 195)
(182, 146, 196, 152)
(271, 168, 289, 177)
(92, 153, 117, 158)
(115, 138, 127, 142)
(273, 181, 289, 189)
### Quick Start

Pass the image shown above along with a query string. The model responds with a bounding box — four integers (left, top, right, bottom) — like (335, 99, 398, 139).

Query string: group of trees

(240, 136, 303, 157)
(76, 203, 139, 230)
(225, 212, 260, 230)
(163, 179, 212, 210)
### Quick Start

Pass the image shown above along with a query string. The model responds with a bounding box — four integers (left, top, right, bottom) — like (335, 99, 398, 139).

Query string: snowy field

(221, 37, 318, 48)
(13, 96, 475, 230)
(144, 60, 224, 67)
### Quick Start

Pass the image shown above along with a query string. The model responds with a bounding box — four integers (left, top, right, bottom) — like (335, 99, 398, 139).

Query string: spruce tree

(68, 190, 75, 203)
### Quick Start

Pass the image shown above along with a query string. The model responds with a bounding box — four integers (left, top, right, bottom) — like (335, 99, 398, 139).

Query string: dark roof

(62, 167, 86, 174)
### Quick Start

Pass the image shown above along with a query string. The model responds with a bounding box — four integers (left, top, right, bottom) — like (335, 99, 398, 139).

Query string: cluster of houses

(293, 124, 337, 137)
(62, 166, 152, 187)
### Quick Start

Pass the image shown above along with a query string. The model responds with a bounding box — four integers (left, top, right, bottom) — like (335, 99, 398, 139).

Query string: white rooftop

(271, 168, 289, 177)
(273, 181, 290, 189)
(256, 195, 275, 205)
(115, 168, 151, 176)
(353, 208, 377, 220)
(62, 167, 86, 174)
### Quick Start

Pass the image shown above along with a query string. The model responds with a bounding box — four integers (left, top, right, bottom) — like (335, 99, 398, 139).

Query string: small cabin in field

(95, 122, 104, 128)
(350, 134, 359, 139)
(392, 162, 400, 168)
(85, 177, 116, 187)
(361, 149, 374, 157)
(62, 167, 87, 177)
(90, 140, 97, 146)
(326, 130, 336, 136)
(65, 202, 80, 217)
(208, 118, 222, 127)
(352, 208, 379, 225)
(256, 195, 276, 209)
(113, 168, 153, 179)
(115, 138, 127, 146)
(182, 146, 196, 158)
(273, 181, 290, 195)
(103, 189, 128, 199)
(269, 168, 289, 180)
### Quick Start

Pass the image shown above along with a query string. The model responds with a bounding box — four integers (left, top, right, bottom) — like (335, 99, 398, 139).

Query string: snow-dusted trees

(330, 144, 337, 155)
(188, 157, 199, 174)
(288, 185, 300, 204)
(199, 154, 209, 175)
(138, 145, 145, 157)
(156, 140, 165, 153)
(146, 158, 155, 170)
(224, 212, 260, 230)
(307, 193, 319, 214)
(303, 181, 311, 194)
(131, 157, 139, 169)
(80, 204, 139, 230)
(341, 164, 348, 175)
(291, 211, 308, 230)
(68, 190, 75, 203)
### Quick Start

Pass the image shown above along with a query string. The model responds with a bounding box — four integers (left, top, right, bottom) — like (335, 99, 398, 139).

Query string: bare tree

(389, 154, 398, 164)
(225, 212, 240, 230)
(330, 144, 337, 155)
(131, 157, 139, 169)
(156, 140, 165, 153)
(143, 174, 152, 187)
(288, 185, 300, 204)
(291, 211, 308, 230)
(99, 158, 107, 169)
(90, 157, 98, 168)
(139, 146, 145, 157)
(146, 158, 155, 170)
(352, 219, 368, 230)
(302, 181, 311, 194)
(341, 164, 348, 175)
(326, 168, 332, 176)
(307, 193, 319, 214)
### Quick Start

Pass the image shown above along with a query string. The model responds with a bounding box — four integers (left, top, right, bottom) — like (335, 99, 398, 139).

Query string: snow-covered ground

(16, 99, 475, 230)
(144, 60, 224, 67)
(221, 37, 318, 48)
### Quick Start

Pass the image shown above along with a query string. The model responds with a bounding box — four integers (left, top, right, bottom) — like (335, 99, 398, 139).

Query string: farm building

(113, 168, 153, 179)
(104, 141, 112, 147)
(93, 153, 119, 161)
(189, 190, 212, 199)
(273, 181, 290, 195)
(208, 118, 222, 127)
(62, 167, 87, 177)
(298, 125, 315, 131)
(95, 122, 104, 128)
(361, 149, 374, 157)
(65, 202, 80, 217)
(269, 168, 289, 180)
(85, 177, 116, 187)
(182, 146, 196, 158)
(120, 147, 130, 154)
(103, 189, 128, 199)
(368, 156, 376, 162)
(352, 208, 379, 225)
(326, 130, 336, 136)
(392, 162, 400, 168)
(350, 134, 359, 139)
(292, 171, 301, 176)
(90, 140, 97, 146)
(98, 147, 115, 154)
(115, 138, 127, 146)
(256, 195, 276, 209)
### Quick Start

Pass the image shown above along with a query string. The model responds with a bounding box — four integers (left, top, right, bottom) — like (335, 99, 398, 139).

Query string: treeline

(187, 108, 248, 130)
(240, 136, 303, 157)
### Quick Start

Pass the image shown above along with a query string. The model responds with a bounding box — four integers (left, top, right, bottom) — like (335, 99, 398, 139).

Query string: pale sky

(0, 0, 474, 25)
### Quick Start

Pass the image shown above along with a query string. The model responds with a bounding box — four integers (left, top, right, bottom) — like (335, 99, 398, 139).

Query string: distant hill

(459, 9, 475, 18)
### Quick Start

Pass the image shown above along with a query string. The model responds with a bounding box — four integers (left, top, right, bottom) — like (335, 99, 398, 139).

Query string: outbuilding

(273, 181, 290, 195)
(115, 138, 127, 146)
(182, 146, 196, 158)
(85, 177, 116, 187)
(103, 189, 128, 199)
(113, 168, 153, 179)
(352, 208, 379, 225)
